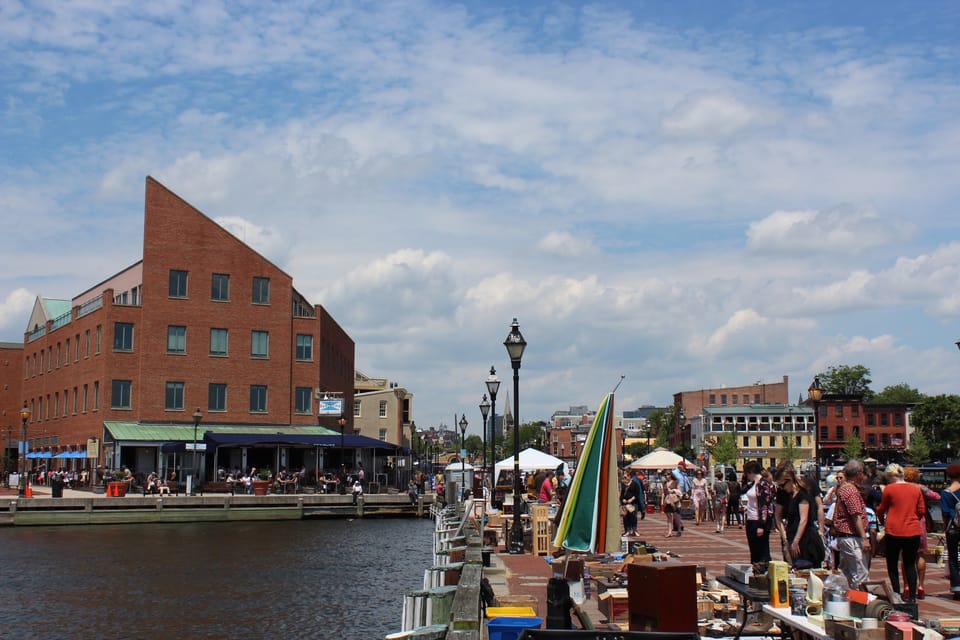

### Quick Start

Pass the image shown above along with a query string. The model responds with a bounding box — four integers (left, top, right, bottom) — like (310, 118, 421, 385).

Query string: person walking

(662, 475, 683, 538)
(832, 460, 871, 589)
(621, 471, 640, 536)
(727, 474, 743, 528)
(714, 470, 729, 533)
(942, 464, 960, 600)
(692, 469, 709, 525)
(634, 472, 647, 520)
(743, 460, 776, 563)
(876, 463, 925, 601)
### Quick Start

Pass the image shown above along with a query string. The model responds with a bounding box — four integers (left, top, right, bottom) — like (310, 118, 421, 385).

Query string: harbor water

(0, 517, 434, 639)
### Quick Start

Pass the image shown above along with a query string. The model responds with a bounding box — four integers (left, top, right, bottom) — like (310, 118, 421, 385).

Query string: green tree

(873, 383, 925, 404)
(780, 429, 800, 464)
(646, 410, 672, 448)
(464, 434, 483, 457)
(818, 364, 874, 401)
(905, 430, 932, 465)
(704, 431, 739, 467)
(911, 394, 960, 459)
(626, 441, 653, 459)
(843, 432, 864, 461)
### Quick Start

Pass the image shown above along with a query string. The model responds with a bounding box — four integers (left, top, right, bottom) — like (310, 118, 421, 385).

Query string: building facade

(353, 370, 412, 445)
(809, 393, 911, 466)
(691, 404, 815, 471)
(19, 177, 360, 479)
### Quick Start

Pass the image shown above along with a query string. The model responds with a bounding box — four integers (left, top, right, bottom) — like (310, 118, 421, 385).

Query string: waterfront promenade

(489, 512, 960, 628)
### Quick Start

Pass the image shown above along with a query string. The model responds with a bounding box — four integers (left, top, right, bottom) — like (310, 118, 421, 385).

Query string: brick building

(809, 393, 911, 466)
(16, 177, 395, 483)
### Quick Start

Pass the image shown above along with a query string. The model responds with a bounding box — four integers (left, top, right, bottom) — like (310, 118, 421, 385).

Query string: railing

(50, 310, 72, 331)
(77, 295, 103, 318)
(27, 326, 46, 342)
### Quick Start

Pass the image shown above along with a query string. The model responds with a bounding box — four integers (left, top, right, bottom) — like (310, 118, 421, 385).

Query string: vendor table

(716, 576, 770, 640)
(762, 605, 831, 640)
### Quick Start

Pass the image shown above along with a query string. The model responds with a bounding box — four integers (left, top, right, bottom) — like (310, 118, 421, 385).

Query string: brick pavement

(490, 509, 960, 628)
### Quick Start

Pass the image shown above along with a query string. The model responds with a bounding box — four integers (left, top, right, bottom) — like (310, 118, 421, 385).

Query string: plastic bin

(487, 616, 543, 640)
(486, 606, 537, 619)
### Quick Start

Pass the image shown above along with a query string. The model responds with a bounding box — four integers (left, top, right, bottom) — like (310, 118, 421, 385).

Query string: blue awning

(26, 451, 52, 459)
(202, 432, 405, 453)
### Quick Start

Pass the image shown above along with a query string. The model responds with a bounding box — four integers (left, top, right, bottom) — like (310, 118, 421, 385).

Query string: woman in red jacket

(877, 463, 926, 602)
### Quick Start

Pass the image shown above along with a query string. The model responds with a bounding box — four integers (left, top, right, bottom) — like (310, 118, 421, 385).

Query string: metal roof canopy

(104, 422, 339, 442)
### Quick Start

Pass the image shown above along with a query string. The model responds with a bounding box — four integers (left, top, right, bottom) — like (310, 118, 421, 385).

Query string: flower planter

(252, 480, 271, 496)
(107, 481, 129, 497)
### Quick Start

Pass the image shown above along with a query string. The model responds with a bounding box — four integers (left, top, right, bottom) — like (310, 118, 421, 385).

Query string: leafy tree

(911, 394, 960, 458)
(905, 430, 932, 465)
(873, 383, 925, 404)
(843, 432, 864, 461)
(780, 429, 800, 464)
(818, 364, 874, 401)
(464, 434, 483, 457)
(704, 431, 739, 467)
(626, 441, 653, 459)
(501, 422, 544, 456)
(646, 410, 672, 448)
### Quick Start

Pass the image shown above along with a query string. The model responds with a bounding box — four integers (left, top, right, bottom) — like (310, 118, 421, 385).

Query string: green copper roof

(42, 298, 71, 320)
(104, 422, 339, 442)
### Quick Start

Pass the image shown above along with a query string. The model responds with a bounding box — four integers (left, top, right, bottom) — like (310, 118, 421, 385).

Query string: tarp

(627, 448, 694, 470)
(494, 448, 568, 477)
(26, 451, 52, 459)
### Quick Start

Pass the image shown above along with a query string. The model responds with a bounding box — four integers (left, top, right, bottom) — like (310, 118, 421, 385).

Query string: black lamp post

(504, 318, 527, 554)
(808, 376, 824, 483)
(410, 420, 417, 484)
(459, 414, 468, 501)
(18, 403, 30, 498)
(486, 366, 500, 485)
(479, 394, 490, 487)
(189, 408, 202, 495)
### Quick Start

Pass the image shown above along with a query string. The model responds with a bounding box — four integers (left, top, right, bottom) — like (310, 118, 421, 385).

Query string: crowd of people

(617, 457, 960, 604)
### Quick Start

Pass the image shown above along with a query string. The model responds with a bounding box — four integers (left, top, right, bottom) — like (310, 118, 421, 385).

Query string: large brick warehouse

(14, 177, 400, 486)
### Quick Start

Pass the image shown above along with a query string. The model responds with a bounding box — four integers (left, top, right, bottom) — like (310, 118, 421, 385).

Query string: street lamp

(479, 394, 490, 488)
(504, 317, 527, 554)
(459, 414, 468, 501)
(190, 408, 202, 495)
(410, 420, 418, 485)
(18, 403, 30, 498)
(808, 376, 824, 483)
(486, 366, 501, 487)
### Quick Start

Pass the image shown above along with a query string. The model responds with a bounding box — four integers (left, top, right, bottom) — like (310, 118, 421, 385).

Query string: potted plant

(252, 469, 272, 496)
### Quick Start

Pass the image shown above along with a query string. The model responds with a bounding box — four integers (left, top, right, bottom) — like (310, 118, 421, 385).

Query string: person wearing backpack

(941, 463, 960, 600)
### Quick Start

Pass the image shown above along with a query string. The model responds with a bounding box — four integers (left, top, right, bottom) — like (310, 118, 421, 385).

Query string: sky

(3, 1, 960, 435)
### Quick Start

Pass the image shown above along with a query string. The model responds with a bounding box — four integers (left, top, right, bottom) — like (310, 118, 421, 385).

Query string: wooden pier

(1, 493, 429, 526)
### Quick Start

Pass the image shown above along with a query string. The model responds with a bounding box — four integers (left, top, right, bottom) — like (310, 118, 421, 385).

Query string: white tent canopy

(494, 448, 569, 477)
(628, 447, 694, 470)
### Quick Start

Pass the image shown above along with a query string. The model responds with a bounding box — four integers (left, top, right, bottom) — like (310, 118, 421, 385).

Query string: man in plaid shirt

(832, 459, 871, 588)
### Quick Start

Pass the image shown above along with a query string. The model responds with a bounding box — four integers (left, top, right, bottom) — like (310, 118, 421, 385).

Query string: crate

(531, 504, 553, 556)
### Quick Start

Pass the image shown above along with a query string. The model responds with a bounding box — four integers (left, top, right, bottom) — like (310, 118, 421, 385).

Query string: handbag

(625, 504, 636, 513)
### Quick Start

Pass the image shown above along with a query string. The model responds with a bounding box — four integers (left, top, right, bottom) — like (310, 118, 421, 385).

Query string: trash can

(487, 616, 543, 640)
(51, 477, 64, 498)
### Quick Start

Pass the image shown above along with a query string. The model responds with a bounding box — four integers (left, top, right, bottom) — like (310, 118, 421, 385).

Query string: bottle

(822, 574, 850, 619)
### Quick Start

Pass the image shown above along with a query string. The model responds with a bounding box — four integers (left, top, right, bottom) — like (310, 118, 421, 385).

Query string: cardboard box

(831, 619, 886, 640)
(697, 598, 715, 621)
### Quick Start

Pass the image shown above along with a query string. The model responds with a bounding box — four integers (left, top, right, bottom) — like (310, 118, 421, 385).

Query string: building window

(721, 394, 727, 405)
(165, 382, 185, 410)
(94, 381, 99, 410)
(54, 392, 59, 417)
(114, 323, 134, 351)
(379, 400, 388, 418)
(211, 273, 230, 301)
(819, 405, 827, 417)
(295, 334, 313, 361)
(836, 425, 844, 440)
(354, 399, 361, 417)
(820, 426, 828, 441)
(56, 344, 61, 368)
(295, 387, 312, 414)
(853, 426, 860, 437)
(835, 404, 844, 417)
(210, 328, 228, 356)
(85, 330, 90, 357)
(868, 434, 876, 446)
(866, 414, 875, 426)
(852, 405, 860, 417)
(881, 434, 890, 446)
(709, 394, 716, 404)
(895, 413, 903, 426)
(754, 394, 761, 403)
(732, 394, 738, 404)
(770, 436, 776, 447)
(250, 385, 268, 413)
(82, 385, 88, 412)
(112, 380, 132, 409)
(251, 331, 269, 358)
(169, 269, 188, 297)
(379, 429, 387, 441)
(743, 436, 749, 447)
(252, 277, 270, 304)
(880, 413, 889, 426)
(39, 350, 44, 373)
(96, 325, 102, 353)
(167, 326, 186, 353)
(209, 383, 227, 412)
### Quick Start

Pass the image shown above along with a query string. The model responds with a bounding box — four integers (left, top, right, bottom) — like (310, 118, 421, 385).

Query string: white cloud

(746, 206, 912, 254)
(0, 288, 35, 338)
(536, 231, 597, 258)
(661, 92, 760, 139)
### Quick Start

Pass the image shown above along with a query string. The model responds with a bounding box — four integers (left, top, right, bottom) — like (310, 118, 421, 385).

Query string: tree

(818, 364, 874, 401)
(626, 441, 653, 459)
(780, 429, 800, 465)
(464, 434, 483, 457)
(704, 432, 739, 467)
(911, 394, 960, 459)
(873, 383, 925, 404)
(646, 410, 672, 448)
(905, 430, 932, 465)
(843, 432, 864, 461)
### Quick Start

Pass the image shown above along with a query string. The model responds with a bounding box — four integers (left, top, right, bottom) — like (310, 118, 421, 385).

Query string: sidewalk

(488, 510, 960, 629)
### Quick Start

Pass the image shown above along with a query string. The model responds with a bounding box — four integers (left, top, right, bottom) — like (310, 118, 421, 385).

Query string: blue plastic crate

(487, 616, 544, 640)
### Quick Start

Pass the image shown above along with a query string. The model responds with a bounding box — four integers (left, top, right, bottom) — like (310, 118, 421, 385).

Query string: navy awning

(202, 432, 406, 453)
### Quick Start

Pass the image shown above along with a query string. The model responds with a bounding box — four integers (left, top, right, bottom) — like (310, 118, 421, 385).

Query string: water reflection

(0, 518, 434, 639)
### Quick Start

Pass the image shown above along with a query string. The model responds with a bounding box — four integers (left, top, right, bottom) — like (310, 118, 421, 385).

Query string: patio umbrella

(553, 392, 621, 553)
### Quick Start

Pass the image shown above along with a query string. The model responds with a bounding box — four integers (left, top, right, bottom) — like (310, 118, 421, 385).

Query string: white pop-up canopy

(627, 447, 694, 470)
(494, 448, 569, 477)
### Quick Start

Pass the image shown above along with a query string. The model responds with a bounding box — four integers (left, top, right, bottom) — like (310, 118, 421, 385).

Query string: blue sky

(2, 1, 960, 433)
